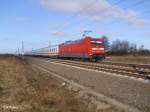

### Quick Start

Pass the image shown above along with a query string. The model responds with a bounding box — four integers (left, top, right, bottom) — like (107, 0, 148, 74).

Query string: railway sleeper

(50, 60, 149, 80)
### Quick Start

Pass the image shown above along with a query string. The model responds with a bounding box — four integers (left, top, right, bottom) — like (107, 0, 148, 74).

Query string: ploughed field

(0, 55, 98, 112)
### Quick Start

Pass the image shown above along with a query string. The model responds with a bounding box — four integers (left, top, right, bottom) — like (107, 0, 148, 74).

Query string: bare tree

(129, 43, 137, 55)
(110, 40, 137, 55)
(138, 45, 150, 55)
(102, 36, 110, 51)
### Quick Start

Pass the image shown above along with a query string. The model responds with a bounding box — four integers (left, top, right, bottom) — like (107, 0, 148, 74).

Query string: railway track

(28, 57, 150, 112)
(47, 58, 150, 80)
(101, 61, 150, 70)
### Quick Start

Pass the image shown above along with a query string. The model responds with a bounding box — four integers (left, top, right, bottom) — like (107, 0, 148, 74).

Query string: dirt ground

(0, 55, 97, 112)
(105, 56, 150, 64)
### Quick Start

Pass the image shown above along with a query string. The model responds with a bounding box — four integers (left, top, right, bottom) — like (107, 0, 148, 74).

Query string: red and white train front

(89, 38, 105, 61)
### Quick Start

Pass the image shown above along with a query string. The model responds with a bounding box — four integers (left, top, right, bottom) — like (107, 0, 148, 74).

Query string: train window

(91, 41, 103, 46)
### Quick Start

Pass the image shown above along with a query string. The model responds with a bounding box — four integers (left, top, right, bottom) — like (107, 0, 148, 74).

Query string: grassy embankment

(0, 55, 96, 112)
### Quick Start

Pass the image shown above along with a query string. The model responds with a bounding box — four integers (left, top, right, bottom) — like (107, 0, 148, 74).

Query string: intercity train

(26, 36, 105, 61)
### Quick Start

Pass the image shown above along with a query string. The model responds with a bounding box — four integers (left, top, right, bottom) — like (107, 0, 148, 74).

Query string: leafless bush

(109, 39, 150, 56)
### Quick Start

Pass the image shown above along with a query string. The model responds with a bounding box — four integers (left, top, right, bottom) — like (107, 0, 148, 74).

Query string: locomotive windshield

(91, 41, 103, 46)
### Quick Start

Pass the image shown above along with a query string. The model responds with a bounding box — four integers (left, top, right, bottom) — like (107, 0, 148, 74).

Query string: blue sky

(0, 0, 150, 53)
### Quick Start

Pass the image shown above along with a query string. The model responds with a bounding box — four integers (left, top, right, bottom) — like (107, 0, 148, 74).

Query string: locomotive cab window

(91, 41, 103, 46)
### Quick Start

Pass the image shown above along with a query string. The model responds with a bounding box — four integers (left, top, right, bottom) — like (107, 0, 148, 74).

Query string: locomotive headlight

(92, 48, 104, 50)
(99, 48, 104, 50)
(92, 48, 97, 50)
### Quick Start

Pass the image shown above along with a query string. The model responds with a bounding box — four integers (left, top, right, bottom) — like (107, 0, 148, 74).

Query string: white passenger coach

(26, 45, 59, 57)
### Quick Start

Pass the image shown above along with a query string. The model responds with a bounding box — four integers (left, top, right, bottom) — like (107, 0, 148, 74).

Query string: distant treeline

(102, 36, 150, 56)
(0, 54, 14, 57)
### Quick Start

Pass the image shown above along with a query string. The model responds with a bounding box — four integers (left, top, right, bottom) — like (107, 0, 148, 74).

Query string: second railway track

(45, 58, 150, 80)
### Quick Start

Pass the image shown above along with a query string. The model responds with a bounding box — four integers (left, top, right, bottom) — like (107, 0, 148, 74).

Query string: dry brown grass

(106, 56, 150, 64)
(0, 55, 96, 112)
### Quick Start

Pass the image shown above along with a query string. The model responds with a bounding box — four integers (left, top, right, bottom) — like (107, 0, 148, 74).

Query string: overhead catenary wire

(51, 0, 148, 35)
(101, 0, 150, 25)
(67, 0, 125, 25)
(95, 0, 149, 20)
(30, 0, 150, 51)
(40, 0, 126, 51)
(47, 0, 149, 37)
(54, 0, 125, 39)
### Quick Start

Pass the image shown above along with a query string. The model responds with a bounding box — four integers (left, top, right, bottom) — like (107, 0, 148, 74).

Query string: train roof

(25, 45, 58, 53)
(63, 39, 83, 44)
(61, 37, 103, 45)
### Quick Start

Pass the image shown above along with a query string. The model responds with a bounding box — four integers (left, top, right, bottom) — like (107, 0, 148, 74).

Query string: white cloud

(41, 0, 150, 27)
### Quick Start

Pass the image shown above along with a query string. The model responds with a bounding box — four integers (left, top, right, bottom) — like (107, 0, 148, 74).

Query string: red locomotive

(59, 37, 105, 61)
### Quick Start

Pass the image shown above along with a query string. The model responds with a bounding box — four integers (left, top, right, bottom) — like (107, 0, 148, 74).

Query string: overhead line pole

(22, 41, 24, 59)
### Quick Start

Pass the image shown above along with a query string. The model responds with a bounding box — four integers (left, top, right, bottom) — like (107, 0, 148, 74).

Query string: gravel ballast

(30, 58, 150, 112)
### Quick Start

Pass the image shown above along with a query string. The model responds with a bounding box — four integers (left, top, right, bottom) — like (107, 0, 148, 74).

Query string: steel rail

(48, 59, 150, 80)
